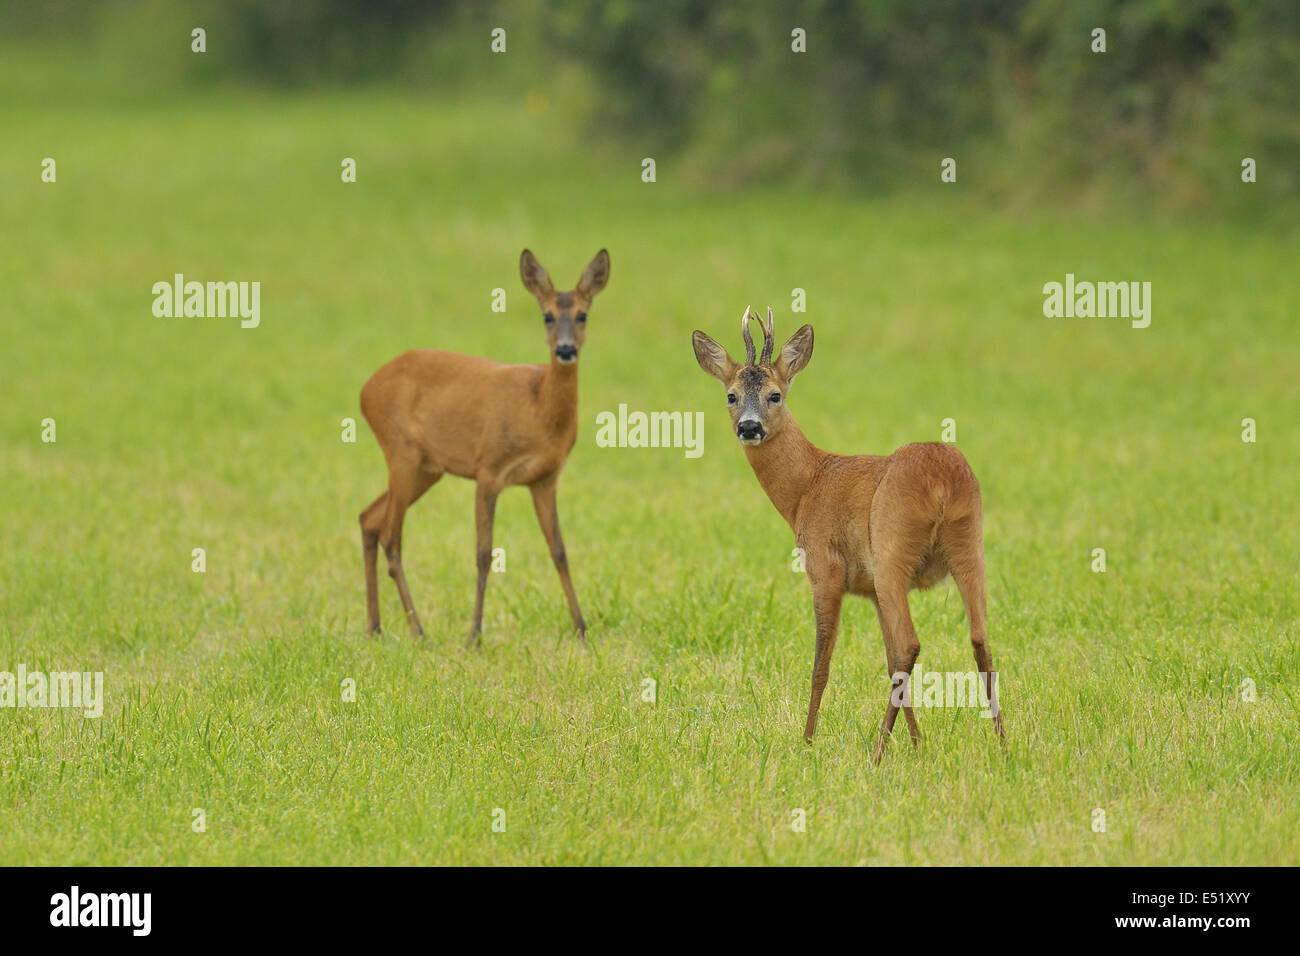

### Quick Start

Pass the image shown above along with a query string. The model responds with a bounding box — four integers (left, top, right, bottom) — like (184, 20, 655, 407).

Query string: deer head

(692, 307, 814, 445)
(520, 249, 611, 364)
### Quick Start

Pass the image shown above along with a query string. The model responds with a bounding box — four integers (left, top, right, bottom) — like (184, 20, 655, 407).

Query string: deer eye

(543, 313, 554, 324)
(768, 392, 782, 404)
(576, 312, 587, 324)
(727, 393, 737, 405)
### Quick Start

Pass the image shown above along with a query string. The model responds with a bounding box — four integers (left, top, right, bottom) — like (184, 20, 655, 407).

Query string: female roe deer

(692, 307, 1005, 761)
(359, 249, 609, 645)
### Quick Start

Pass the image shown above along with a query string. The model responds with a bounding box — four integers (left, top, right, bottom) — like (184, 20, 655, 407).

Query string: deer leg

(468, 480, 499, 647)
(803, 577, 844, 742)
(872, 577, 921, 764)
(382, 509, 421, 638)
(873, 597, 921, 747)
(360, 491, 387, 633)
(530, 475, 586, 639)
(379, 467, 437, 639)
(945, 516, 1006, 741)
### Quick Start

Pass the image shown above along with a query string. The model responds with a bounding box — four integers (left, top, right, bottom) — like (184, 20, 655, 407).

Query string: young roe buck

(359, 249, 610, 645)
(692, 307, 1005, 761)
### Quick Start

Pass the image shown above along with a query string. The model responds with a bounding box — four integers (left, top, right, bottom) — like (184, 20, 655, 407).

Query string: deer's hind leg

(360, 491, 388, 633)
(872, 598, 921, 748)
(868, 503, 936, 762)
(375, 456, 439, 639)
(942, 512, 1005, 741)
(872, 576, 923, 764)
(467, 478, 501, 647)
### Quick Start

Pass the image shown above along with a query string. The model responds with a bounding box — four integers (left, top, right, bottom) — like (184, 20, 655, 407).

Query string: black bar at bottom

(0, 865, 1283, 943)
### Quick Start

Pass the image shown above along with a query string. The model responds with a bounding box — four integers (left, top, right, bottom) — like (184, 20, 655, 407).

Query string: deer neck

(539, 357, 579, 434)
(743, 418, 824, 530)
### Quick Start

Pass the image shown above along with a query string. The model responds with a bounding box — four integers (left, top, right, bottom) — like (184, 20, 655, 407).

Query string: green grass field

(2, 90, 1297, 865)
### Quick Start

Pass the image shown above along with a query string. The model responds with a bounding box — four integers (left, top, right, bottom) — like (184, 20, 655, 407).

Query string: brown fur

(359, 249, 609, 644)
(693, 307, 1006, 761)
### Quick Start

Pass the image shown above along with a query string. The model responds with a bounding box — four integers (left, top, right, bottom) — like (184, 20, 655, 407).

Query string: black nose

(737, 421, 765, 441)
(555, 345, 578, 361)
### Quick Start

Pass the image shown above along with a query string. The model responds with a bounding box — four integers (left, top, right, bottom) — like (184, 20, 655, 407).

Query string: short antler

(741, 306, 757, 365)
(760, 306, 775, 365)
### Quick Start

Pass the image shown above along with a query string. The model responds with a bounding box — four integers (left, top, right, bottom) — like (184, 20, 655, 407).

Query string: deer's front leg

(468, 480, 499, 647)
(530, 475, 586, 639)
(803, 573, 845, 742)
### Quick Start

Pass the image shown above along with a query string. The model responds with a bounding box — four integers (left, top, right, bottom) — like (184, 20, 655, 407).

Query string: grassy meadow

(1, 89, 1297, 865)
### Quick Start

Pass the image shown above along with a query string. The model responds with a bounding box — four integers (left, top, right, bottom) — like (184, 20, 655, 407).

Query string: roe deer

(692, 307, 1005, 761)
(359, 249, 610, 645)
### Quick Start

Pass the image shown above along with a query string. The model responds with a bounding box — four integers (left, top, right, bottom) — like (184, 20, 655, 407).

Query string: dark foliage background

(4, 0, 1296, 208)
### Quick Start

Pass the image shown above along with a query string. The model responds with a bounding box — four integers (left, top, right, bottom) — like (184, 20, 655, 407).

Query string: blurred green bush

(4, 0, 1294, 211)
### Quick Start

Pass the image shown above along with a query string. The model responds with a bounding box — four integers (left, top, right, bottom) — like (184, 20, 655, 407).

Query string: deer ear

(692, 330, 737, 383)
(520, 249, 554, 298)
(578, 249, 610, 298)
(776, 324, 814, 383)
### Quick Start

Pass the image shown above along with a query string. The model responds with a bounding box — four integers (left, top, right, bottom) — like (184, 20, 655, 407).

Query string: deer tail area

(923, 454, 980, 548)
